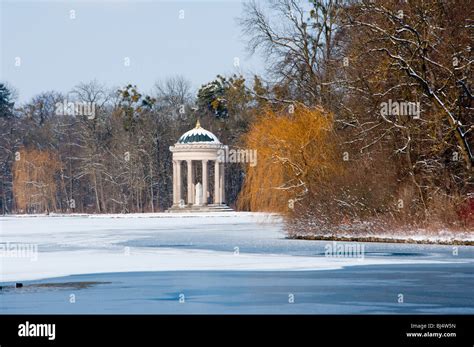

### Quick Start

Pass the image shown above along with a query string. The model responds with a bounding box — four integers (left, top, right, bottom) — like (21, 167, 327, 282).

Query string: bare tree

(240, 0, 343, 106)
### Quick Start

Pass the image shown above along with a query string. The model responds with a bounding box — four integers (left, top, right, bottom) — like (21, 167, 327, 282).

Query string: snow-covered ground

(1, 213, 473, 314)
(296, 228, 474, 244)
(0, 213, 471, 282)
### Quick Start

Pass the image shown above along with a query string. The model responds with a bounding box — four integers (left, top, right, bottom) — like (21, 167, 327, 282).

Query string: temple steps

(166, 204, 234, 213)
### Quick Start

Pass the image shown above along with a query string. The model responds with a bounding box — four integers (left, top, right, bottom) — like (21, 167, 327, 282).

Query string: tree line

(0, 76, 254, 214)
(238, 0, 472, 232)
(1, 0, 472, 233)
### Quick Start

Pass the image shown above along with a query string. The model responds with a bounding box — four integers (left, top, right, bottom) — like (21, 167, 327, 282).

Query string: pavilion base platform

(166, 204, 234, 213)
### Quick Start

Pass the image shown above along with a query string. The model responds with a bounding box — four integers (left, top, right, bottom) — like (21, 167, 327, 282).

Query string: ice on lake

(1, 213, 473, 314)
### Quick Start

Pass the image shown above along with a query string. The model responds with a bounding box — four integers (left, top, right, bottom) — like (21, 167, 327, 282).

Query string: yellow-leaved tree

(237, 106, 341, 214)
(13, 148, 61, 213)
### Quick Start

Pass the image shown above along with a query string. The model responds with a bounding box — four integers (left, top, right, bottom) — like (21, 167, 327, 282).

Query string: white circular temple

(168, 121, 232, 212)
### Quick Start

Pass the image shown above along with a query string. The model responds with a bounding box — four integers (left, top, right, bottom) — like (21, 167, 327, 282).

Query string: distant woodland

(1, 0, 472, 233)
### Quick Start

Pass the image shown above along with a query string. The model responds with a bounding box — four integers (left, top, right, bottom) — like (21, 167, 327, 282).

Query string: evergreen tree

(0, 83, 14, 118)
(197, 75, 228, 119)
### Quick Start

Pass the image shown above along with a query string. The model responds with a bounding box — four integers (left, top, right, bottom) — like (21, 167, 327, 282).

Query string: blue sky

(0, 0, 264, 103)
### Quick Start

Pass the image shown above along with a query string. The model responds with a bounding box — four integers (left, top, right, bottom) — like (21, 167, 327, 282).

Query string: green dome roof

(178, 121, 220, 144)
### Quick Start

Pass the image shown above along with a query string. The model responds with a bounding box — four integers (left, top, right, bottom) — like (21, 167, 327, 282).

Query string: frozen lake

(1, 214, 473, 314)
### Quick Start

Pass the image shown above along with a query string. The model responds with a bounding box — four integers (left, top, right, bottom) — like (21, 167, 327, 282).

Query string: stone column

(220, 163, 225, 204)
(214, 160, 220, 205)
(202, 160, 208, 205)
(176, 160, 182, 205)
(187, 160, 193, 205)
(172, 160, 177, 205)
(191, 164, 195, 204)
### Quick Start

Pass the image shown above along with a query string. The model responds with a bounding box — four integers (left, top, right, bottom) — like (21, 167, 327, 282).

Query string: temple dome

(177, 120, 220, 144)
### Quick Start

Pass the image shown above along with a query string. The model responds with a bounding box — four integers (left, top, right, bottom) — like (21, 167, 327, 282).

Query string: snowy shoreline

(2, 212, 472, 245)
(2, 212, 280, 219)
(291, 234, 474, 246)
(1, 214, 473, 282)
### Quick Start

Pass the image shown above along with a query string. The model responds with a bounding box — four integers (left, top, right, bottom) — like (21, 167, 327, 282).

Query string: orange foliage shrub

(12, 148, 61, 213)
(237, 106, 340, 213)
